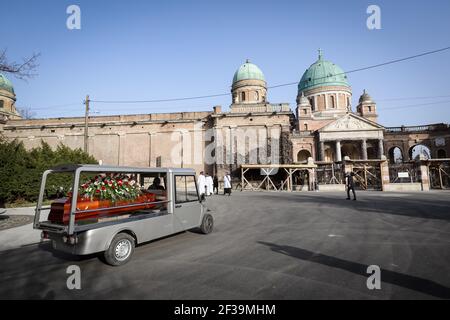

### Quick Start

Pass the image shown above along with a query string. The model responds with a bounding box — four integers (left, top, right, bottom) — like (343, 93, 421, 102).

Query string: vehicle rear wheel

(200, 213, 213, 234)
(104, 233, 135, 266)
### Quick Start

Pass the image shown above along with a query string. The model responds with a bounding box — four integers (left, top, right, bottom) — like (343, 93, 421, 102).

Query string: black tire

(200, 214, 214, 234)
(104, 233, 135, 266)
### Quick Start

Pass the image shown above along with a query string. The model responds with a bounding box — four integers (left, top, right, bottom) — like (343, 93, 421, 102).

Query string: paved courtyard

(0, 191, 449, 299)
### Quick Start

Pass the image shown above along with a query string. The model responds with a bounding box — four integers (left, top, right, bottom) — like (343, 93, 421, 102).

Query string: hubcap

(205, 216, 213, 232)
(115, 239, 132, 261)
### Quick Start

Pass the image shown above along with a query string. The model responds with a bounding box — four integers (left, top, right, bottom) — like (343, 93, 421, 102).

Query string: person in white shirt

(223, 172, 232, 196)
(205, 173, 214, 196)
(197, 171, 207, 200)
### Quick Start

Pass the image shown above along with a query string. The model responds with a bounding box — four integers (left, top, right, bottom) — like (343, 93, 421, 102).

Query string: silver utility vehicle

(34, 165, 213, 266)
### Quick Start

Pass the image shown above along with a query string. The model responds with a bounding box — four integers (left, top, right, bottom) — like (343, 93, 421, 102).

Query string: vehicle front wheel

(200, 214, 214, 234)
(104, 233, 135, 266)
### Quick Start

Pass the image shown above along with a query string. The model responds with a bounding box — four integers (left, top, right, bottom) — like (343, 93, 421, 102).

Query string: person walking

(213, 175, 219, 195)
(205, 173, 214, 196)
(197, 171, 207, 201)
(223, 172, 232, 196)
(346, 172, 357, 201)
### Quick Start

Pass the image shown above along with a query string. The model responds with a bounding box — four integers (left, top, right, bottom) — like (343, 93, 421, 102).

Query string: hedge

(0, 137, 97, 204)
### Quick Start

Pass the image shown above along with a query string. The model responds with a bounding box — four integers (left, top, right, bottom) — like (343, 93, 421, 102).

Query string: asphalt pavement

(0, 191, 449, 299)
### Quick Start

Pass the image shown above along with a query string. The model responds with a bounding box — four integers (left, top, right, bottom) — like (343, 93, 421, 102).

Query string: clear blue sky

(2, 0, 450, 126)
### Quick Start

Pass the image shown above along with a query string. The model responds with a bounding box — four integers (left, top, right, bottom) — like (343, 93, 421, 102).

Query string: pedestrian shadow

(258, 241, 450, 299)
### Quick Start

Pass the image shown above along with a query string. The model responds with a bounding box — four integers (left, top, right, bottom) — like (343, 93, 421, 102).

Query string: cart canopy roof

(48, 164, 196, 174)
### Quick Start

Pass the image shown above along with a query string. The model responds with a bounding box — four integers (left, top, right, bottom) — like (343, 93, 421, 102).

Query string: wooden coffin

(48, 193, 157, 225)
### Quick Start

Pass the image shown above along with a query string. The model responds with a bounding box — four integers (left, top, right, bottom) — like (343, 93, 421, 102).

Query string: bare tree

(16, 107, 36, 119)
(0, 49, 40, 80)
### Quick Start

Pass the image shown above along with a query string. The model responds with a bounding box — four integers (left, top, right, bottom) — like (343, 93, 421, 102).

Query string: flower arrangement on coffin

(48, 174, 157, 225)
(78, 174, 142, 202)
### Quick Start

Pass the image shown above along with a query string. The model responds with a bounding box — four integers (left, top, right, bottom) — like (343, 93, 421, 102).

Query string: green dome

(0, 73, 14, 94)
(233, 60, 265, 84)
(298, 50, 349, 92)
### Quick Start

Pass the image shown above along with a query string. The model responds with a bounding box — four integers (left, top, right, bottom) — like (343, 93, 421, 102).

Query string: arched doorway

(409, 144, 431, 160)
(341, 143, 360, 160)
(437, 149, 447, 159)
(388, 146, 404, 164)
(297, 149, 311, 163)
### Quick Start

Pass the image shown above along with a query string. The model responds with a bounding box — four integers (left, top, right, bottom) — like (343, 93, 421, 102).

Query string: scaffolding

(240, 164, 317, 192)
(426, 159, 450, 189)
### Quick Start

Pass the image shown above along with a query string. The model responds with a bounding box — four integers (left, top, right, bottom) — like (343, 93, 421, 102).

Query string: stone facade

(1, 55, 450, 188)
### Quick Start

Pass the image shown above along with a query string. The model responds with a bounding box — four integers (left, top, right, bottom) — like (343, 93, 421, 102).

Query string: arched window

(368, 106, 372, 112)
(255, 91, 259, 101)
(304, 123, 308, 131)
(437, 149, 447, 159)
(330, 95, 335, 108)
(410, 144, 431, 160)
(388, 146, 403, 164)
(241, 92, 245, 102)
(297, 150, 311, 163)
(309, 98, 314, 110)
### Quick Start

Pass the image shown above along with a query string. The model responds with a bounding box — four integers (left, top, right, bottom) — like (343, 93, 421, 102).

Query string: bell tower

(357, 90, 378, 123)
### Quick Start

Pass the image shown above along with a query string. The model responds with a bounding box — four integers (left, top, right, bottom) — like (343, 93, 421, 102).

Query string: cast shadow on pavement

(260, 193, 450, 222)
(258, 241, 450, 299)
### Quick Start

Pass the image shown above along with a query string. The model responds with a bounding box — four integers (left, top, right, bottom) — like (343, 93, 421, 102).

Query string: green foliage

(0, 137, 97, 204)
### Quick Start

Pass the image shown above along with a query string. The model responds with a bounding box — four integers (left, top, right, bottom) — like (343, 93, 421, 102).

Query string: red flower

(101, 186, 106, 191)
(124, 181, 129, 185)
(96, 189, 100, 193)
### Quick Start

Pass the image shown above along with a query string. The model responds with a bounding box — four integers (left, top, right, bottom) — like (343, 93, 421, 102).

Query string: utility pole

(84, 95, 90, 153)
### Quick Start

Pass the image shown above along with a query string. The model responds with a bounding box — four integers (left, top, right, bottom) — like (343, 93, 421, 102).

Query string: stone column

(380, 159, 390, 191)
(335, 140, 342, 162)
(378, 139, 384, 159)
(361, 139, 368, 160)
(319, 141, 325, 161)
(418, 161, 430, 191)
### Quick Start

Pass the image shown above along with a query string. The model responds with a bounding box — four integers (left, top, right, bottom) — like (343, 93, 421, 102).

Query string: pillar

(380, 160, 390, 191)
(319, 141, 325, 161)
(418, 161, 430, 191)
(378, 139, 384, 159)
(361, 139, 368, 160)
(335, 140, 342, 162)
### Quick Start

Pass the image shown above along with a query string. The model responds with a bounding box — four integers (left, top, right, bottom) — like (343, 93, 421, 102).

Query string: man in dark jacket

(346, 172, 357, 201)
(213, 175, 219, 195)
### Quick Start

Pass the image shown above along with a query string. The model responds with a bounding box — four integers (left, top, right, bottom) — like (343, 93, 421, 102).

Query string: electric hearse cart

(34, 164, 213, 266)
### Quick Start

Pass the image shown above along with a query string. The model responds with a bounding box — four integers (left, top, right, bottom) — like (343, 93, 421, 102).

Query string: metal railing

(385, 123, 449, 133)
